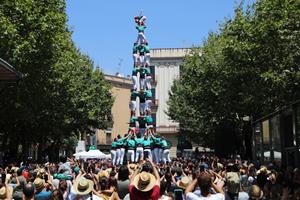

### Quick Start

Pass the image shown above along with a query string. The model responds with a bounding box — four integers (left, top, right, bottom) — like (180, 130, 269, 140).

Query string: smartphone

(174, 189, 183, 200)
(44, 174, 48, 182)
(1, 173, 6, 184)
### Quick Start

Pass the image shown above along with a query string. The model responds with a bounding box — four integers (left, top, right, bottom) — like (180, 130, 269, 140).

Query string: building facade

(150, 48, 191, 157)
(96, 74, 132, 151)
(252, 100, 300, 168)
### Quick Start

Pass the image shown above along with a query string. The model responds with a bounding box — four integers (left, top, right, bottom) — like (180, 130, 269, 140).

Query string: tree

(168, 0, 300, 157)
(0, 0, 113, 161)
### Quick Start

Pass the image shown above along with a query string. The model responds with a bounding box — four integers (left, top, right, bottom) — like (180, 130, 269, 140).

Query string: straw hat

(34, 178, 45, 191)
(0, 186, 7, 199)
(176, 176, 191, 189)
(248, 185, 263, 199)
(97, 171, 109, 179)
(133, 171, 156, 192)
(73, 179, 94, 196)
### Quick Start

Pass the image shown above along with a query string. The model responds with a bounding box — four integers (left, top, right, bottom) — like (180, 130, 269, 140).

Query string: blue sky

(66, 0, 253, 76)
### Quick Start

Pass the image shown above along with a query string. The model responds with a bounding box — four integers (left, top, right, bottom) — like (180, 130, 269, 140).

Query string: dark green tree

(168, 0, 300, 157)
(0, 0, 113, 161)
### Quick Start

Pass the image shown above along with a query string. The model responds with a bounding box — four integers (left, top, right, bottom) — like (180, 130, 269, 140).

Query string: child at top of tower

(135, 17, 147, 44)
(134, 15, 146, 26)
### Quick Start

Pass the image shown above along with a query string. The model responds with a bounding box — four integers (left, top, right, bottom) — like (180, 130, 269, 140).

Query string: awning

(0, 58, 23, 81)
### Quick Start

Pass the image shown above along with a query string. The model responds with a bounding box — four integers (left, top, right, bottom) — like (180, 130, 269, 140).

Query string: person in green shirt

(138, 43, 146, 68)
(139, 67, 147, 91)
(129, 116, 138, 128)
(138, 115, 147, 136)
(143, 134, 152, 160)
(138, 90, 147, 115)
(111, 138, 118, 166)
(151, 133, 162, 164)
(161, 137, 171, 164)
(144, 42, 151, 67)
(125, 135, 136, 163)
(136, 25, 147, 44)
(145, 67, 152, 90)
(144, 114, 154, 128)
(130, 90, 139, 117)
(134, 132, 144, 162)
(145, 89, 152, 113)
(116, 134, 129, 166)
(131, 68, 139, 92)
(132, 42, 139, 68)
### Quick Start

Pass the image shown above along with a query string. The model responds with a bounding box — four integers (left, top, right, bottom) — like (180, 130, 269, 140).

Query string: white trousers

(140, 78, 146, 90)
(133, 54, 138, 63)
(135, 147, 144, 162)
(136, 32, 147, 44)
(140, 102, 146, 115)
(111, 150, 117, 166)
(162, 149, 171, 164)
(139, 55, 145, 67)
(145, 53, 151, 66)
(154, 148, 162, 164)
(152, 150, 156, 163)
(146, 100, 152, 112)
(130, 100, 137, 111)
(116, 148, 125, 165)
(127, 149, 135, 163)
(131, 76, 138, 90)
(145, 76, 152, 90)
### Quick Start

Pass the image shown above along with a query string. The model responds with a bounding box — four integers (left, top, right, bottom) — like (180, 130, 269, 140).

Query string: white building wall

(150, 48, 191, 157)
(155, 64, 180, 127)
(150, 48, 190, 128)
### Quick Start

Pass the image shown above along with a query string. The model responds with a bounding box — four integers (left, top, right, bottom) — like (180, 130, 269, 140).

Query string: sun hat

(73, 179, 94, 196)
(0, 186, 7, 199)
(97, 171, 109, 179)
(176, 176, 191, 189)
(34, 178, 45, 191)
(133, 171, 156, 192)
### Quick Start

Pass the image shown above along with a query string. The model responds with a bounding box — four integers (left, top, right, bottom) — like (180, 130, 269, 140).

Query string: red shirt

(129, 184, 160, 200)
(22, 170, 29, 180)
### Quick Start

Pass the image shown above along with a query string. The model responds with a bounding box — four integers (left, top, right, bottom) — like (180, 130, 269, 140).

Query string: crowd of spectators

(0, 155, 299, 200)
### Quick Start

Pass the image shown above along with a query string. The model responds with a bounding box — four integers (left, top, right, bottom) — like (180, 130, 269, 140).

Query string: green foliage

(168, 0, 300, 148)
(0, 0, 113, 158)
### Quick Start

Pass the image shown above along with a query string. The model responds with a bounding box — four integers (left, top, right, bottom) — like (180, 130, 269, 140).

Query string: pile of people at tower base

(110, 15, 171, 167)
(0, 154, 299, 200)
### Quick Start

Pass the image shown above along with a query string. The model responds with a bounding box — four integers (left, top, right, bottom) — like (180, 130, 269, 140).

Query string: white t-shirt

(186, 192, 225, 200)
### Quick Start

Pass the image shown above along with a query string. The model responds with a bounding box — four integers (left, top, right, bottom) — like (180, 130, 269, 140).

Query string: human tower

(110, 15, 171, 166)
